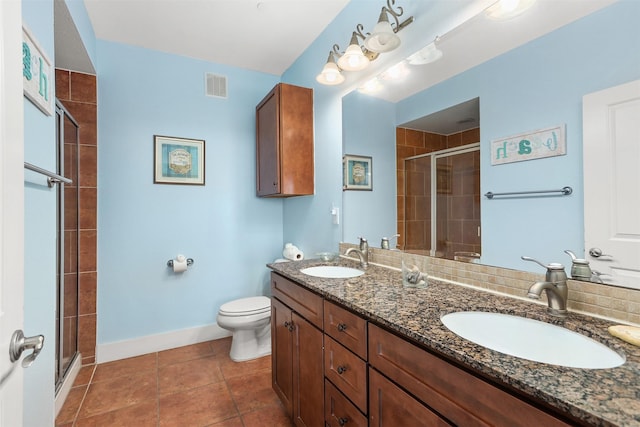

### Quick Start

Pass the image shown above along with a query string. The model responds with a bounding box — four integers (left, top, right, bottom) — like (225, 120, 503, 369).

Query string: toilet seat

(219, 296, 270, 317)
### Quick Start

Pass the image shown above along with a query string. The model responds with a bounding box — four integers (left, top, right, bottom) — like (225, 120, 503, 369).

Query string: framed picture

(154, 135, 205, 185)
(343, 154, 372, 191)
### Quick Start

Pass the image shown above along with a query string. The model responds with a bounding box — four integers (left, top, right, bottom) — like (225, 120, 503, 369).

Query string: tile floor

(55, 337, 293, 427)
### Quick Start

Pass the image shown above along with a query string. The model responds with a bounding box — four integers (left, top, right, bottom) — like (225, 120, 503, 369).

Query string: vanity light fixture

(316, 0, 414, 86)
(316, 51, 345, 85)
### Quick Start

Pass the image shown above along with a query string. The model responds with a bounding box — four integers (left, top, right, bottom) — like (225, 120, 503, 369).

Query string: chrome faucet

(521, 256, 568, 317)
(345, 237, 369, 268)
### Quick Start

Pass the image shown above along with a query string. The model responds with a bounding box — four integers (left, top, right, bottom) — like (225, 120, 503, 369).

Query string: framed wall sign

(154, 135, 205, 185)
(343, 154, 372, 191)
(22, 26, 53, 116)
(490, 124, 566, 165)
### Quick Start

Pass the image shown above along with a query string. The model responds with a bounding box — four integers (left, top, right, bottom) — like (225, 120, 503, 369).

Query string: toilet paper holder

(166, 258, 194, 268)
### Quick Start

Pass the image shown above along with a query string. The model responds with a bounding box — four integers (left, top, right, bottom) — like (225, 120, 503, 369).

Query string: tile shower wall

(340, 243, 640, 326)
(56, 70, 98, 365)
(396, 127, 480, 256)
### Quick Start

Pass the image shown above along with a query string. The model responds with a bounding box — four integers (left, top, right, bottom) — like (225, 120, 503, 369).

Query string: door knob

(589, 248, 613, 259)
(9, 330, 44, 368)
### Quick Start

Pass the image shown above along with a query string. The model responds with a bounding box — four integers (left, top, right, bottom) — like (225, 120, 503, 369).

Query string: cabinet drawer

(368, 324, 572, 427)
(271, 272, 323, 329)
(325, 379, 367, 427)
(324, 336, 367, 413)
(324, 300, 367, 360)
(369, 368, 450, 427)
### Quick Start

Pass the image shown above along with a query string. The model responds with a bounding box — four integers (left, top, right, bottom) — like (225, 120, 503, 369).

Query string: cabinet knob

(337, 365, 347, 374)
(284, 321, 294, 332)
(338, 417, 349, 426)
(337, 323, 348, 332)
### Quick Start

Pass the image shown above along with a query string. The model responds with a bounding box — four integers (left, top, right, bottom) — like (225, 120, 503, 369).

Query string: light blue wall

(22, 0, 56, 425)
(96, 41, 282, 344)
(342, 91, 396, 244)
(395, 1, 640, 272)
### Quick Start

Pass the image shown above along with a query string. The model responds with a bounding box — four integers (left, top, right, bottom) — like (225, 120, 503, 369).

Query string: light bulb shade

(364, 9, 401, 53)
(316, 53, 345, 85)
(337, 33, 370, 71)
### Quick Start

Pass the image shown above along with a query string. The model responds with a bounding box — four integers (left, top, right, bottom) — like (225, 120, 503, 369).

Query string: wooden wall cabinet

(270, 273, 323, 427)
(256, 83, 314, 197)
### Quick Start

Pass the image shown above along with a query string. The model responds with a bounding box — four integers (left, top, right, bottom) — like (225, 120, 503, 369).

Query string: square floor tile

(158, 355, 225, 395)
(79, 371, 157, 418)
(159, 382, 238, 427)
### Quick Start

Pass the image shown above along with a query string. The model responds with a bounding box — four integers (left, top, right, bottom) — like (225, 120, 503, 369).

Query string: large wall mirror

(342, 1, 640, 290)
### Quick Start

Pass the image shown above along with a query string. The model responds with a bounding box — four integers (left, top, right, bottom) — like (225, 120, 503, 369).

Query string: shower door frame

(404, 142, 480, 257)
(54, 101, 80, 393)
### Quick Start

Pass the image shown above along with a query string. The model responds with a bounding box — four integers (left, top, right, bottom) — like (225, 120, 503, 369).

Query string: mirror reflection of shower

(397, 98, 481, 261)
(55, 101, 79, 393)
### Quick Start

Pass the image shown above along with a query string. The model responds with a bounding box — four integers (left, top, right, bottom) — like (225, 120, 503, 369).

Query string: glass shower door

(55, 102, 79, 391)
(404, 145, 480, 260)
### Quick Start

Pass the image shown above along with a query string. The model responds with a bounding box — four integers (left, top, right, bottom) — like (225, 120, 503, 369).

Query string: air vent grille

(205, 73, 227, 99)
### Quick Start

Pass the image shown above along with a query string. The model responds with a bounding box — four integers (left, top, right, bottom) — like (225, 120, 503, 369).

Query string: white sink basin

(300, 266, 364, 279)
(441, 312, 624, 369)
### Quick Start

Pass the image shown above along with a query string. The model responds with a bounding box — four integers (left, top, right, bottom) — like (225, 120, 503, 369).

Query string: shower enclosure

(404, 144, 481, 260)
(55, 101, 80, 392)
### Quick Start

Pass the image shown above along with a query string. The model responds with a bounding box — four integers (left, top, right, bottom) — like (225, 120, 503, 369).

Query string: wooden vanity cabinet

(271, 273, 578, 427)
(368, 323, 574, 427)
(256, 83, 314, 197)
(324, 300, 369, 425)
(270, 273, 323, 427)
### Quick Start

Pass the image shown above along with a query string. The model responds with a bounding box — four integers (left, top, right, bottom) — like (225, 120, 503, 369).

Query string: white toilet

(216, 296, 271, 362)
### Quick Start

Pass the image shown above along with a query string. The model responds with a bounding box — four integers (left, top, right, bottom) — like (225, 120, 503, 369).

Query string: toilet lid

(219, 296, 271, 316)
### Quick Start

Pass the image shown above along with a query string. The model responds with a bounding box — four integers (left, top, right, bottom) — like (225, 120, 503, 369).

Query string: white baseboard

(96, 323, 231, 364)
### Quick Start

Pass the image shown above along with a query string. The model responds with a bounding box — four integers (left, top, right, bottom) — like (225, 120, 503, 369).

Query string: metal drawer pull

(338, 417, 349, 426)
(337, 365, 347, 374)
(337, 323, 348, 332)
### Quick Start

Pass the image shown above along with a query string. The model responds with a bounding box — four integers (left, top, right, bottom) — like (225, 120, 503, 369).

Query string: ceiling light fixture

(316, 0, 413, 86)
(485, 0, 536, 20)
(358, 78, 383, 94)
(381, 61, 409, 80)
(407, 37, 443, 65)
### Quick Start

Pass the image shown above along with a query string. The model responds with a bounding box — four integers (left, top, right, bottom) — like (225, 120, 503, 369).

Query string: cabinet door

(369, 368, 450, 427)
(271, 297, 293, 416)
(292, 312, 324, 427)
(256, 87, 280, 196)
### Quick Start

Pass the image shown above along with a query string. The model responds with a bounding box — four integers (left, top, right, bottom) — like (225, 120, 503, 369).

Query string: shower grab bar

(24, 162, 73, 188)
(484, 186, 572, 199)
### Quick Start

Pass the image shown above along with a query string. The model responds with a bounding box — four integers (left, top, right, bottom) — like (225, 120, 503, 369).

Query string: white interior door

(583, 79, 640, 289)
(0, 0, 26, 425)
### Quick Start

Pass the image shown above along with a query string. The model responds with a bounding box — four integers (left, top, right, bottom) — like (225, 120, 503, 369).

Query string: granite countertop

(267, 257, 640, 427)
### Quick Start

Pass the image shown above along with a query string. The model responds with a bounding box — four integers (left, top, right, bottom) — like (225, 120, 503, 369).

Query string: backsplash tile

(339, 243, 640, 326)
